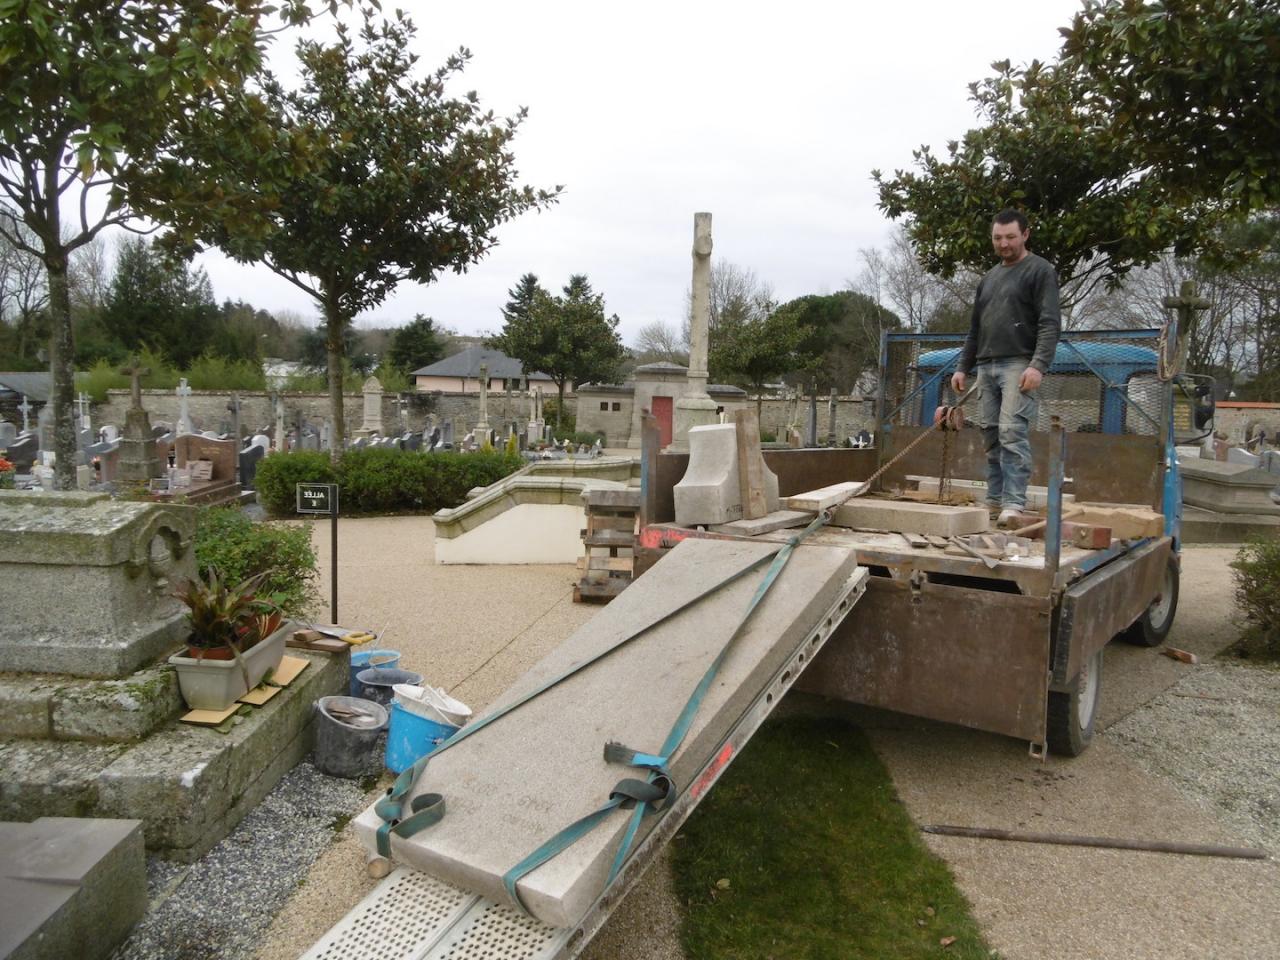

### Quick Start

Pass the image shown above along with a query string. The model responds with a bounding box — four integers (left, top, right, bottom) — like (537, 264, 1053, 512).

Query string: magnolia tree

(0, 0, 341, 487)
(163, 6, 560, 455)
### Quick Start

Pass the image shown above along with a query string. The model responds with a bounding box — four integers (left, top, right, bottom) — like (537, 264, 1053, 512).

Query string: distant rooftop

(412, 345, 552, 382)
(0, 372, 51, 402)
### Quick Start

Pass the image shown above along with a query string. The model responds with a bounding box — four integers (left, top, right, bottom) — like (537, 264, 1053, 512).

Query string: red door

(651, 395, 673, 447)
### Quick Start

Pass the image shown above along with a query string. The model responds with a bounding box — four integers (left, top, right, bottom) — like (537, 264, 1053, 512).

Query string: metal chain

(866, 383, 978, 497)
(938, 425, 952, 504)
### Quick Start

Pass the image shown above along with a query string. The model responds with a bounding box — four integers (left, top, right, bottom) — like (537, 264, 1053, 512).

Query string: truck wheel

(1120, 556, 1179, 647)
(1046, 647, 1102, 757)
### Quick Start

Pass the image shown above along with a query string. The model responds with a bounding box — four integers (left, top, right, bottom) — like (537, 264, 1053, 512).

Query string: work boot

(996, 508, 1021, 529)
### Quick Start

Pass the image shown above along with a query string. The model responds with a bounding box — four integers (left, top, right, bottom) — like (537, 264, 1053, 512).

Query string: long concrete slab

(355, 537, 861, 928)
(831, 497, 989, 537)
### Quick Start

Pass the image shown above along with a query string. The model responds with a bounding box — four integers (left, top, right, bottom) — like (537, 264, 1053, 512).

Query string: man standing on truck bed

(951, 209, 1061, 528)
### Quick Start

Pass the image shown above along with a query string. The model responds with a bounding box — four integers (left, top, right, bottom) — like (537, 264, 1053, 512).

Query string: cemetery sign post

(297, 482, 340, 622)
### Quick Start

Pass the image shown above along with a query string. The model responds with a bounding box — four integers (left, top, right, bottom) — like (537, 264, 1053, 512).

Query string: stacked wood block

(575, 488, 642, 603)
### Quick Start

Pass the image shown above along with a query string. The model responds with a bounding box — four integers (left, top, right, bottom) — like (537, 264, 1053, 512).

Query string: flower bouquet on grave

(0, 456, 13, 488)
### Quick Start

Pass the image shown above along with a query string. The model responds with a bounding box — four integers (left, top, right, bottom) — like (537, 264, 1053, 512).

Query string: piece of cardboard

(238, 684, 282, 706)
(181, 703, 240, 726)
(271, 654, 309, 686)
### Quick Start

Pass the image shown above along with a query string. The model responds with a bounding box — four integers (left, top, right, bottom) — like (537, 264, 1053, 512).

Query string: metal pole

(1045, 418, 1064, 579)
(330, 505, 339, 624)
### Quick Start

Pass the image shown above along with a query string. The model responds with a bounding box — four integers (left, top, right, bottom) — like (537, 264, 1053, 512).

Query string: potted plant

(168, 567, 289, 711)
(0, 456, 14, 489)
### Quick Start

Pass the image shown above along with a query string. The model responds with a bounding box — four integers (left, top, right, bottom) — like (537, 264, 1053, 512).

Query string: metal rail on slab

(301, 566, 870, 960)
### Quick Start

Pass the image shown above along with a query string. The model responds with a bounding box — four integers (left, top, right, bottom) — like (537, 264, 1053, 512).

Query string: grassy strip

(672, 714, 993, 960)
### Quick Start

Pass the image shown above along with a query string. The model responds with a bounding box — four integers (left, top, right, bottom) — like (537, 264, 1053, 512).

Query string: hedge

(253, 448, 525, 516)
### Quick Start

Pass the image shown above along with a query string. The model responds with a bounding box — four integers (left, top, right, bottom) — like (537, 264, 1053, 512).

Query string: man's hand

(1018, 367, 1043, 392)
(951, 371, 967, 393)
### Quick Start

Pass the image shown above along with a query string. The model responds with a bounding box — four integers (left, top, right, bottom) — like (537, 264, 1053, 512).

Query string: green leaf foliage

(193, 507, 320, 620)
(253, 448, 523, 516)
(0, 0, 346, 489)
(161, 6, 560, 450)
(388, 315, 446, 378)
(489, 274, 625, 426)
(1231, 536, 1280, 660)
(874, 0, 1280, 301)
(708, 302, 813, 396)
(779, 291, 901, 393)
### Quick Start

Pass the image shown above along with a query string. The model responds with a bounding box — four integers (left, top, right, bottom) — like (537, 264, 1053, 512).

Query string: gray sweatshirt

(959, 253, 1061, 375)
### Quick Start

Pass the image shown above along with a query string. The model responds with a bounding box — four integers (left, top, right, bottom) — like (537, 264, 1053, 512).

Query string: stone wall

(1214, 404, 1280, 444)
(575, 388, 877, 446)
(98, 389, 579, 439)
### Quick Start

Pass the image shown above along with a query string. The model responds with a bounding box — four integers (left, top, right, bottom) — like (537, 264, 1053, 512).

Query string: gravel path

(110, 522, 1277, 960)
(1107, 659, 1280, 854)
(112, 764, 367, 960)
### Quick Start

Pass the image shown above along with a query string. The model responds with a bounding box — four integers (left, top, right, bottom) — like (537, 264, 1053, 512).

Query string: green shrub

(1230, 537, 1280, 659)
(193, 507, 319, 618)
(186, 353, 267, 391)
(337, 447, 522, 513)
(253, 447, 524, 516)
(253, 451, 339, 515)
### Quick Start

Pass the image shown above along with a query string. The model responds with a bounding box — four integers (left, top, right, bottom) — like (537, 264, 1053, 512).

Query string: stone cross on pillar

(672, 211, 721, 449)
(477, 362, 490, 436)
(119, 357, 150, 411)
(1161, 281, 1210, 380)
(76, 392, 91, 430)
(175, 378, 194, 435)
(18, 394, 32, 432)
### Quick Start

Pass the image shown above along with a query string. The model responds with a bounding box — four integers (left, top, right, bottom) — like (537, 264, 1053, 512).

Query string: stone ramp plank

(355, 536, 860, 928)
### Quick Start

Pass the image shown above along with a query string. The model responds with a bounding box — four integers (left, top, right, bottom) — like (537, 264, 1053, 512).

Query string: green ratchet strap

(374, 511, 830, 914)
(373, 536, 794, 858)
(501, 511, 829, 913)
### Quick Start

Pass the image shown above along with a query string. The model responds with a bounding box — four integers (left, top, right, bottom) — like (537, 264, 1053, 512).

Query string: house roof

(412, 345, 552, 382)
(0, 372, 51, 402)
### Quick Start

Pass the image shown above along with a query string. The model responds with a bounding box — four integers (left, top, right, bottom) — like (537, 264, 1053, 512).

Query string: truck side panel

(1052, 538, 1172, 687)
(797, 577, 1053, 743)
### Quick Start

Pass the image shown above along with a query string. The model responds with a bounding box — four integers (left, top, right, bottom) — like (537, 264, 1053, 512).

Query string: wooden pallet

(575, 490, 641, 603)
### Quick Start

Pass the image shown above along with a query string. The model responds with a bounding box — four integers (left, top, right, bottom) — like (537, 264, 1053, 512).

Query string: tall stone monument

(476, 362, 491, 440)
(175, 378, 195, 435)
(361, 376, 384, 435)
(116, 358, 162, 484)
(672, 212, 719, 449)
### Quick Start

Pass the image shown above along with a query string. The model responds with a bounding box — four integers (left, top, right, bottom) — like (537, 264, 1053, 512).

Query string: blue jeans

(977, 358, 1038, 510)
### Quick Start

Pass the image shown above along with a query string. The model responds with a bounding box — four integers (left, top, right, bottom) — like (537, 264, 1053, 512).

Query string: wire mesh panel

(881, 330, 1166, 437)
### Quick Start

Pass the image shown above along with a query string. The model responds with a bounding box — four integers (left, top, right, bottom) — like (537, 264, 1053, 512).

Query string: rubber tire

(1046, 647, 1103, 758)
(1120, 555, 1180, 647)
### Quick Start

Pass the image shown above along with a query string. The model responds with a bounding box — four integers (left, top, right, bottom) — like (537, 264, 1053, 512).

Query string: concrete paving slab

(354, 536, 859, 928)
(831, 497, 989, 536)
(710, 509, 814, 536)
(0, 817, 145, 960)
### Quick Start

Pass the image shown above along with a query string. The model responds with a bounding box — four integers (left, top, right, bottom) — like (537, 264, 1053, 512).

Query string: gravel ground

(111, 764, 367, 960)
(1106, 658, 1280, 854)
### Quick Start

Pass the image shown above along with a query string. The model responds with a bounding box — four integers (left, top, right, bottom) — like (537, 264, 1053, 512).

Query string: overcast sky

(194, 0, 1085, 345)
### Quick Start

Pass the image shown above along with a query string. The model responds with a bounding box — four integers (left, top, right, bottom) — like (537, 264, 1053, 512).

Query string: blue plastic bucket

(349, 649, 400, 696)
(385, 700, 458, 774)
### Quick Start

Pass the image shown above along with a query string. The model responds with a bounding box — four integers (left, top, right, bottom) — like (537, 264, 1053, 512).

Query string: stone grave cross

(175, 378, 194, 435)
(1161, 281, 1210, 373)
(77, 392, 92, 430)
(18, 394, 32, 431)
(119, 357, 150, 411)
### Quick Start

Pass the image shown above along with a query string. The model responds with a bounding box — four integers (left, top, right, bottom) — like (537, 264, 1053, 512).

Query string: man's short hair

(993, 208, 1029, 232)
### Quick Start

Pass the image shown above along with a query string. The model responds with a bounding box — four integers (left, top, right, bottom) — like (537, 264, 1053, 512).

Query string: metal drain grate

(303, 869, 568, 960)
